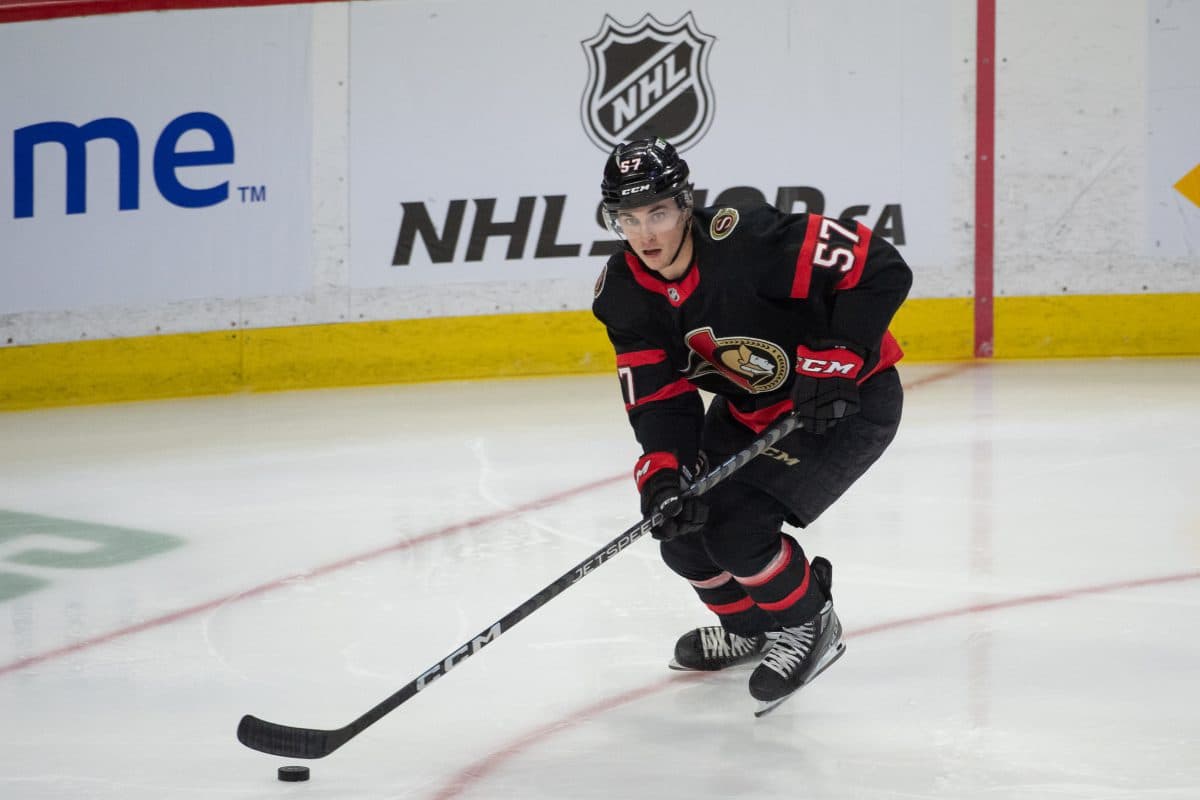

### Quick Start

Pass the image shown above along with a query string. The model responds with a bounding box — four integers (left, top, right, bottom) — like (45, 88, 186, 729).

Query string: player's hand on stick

(635, 453, 708, 540)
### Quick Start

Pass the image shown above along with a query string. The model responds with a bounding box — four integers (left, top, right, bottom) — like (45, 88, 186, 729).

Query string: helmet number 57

(619, 158, 642, 173)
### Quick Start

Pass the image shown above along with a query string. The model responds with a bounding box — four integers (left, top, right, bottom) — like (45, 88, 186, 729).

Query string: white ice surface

(1, 359, 1198, 799)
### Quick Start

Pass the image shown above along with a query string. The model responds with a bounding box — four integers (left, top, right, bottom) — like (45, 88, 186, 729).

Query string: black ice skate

(748, 557, 845, 717)
(668, 626, 769, 671)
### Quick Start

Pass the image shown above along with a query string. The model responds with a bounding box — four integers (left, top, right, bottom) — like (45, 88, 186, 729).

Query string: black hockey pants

(659, 367, 903, 635)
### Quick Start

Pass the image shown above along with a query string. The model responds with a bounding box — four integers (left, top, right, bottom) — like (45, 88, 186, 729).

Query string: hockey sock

(685, 571, 778, 636)
(733, 533, 826, 628)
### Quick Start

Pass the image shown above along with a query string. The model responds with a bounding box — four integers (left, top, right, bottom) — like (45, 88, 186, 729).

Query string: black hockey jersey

(592, 202, 912, 471)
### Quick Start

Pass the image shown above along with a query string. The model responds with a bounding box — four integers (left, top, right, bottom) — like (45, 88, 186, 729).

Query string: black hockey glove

(635, 452, 708, 541)
(791, 343, 865, 434)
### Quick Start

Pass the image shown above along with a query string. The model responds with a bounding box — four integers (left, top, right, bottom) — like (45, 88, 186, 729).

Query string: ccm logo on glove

(791, 343, 865, 435)
(795, 347, 864, 379)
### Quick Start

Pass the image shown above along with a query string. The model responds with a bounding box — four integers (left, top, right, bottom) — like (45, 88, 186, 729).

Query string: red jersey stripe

(625, 377, 697, 411)
(616, 349, 667, 368)
(728, 397, 793, 434)
(790, 214, 820, 299)
(835, 222, 873, 290)
(860, 330, 904, 382)
(625, 252, 700, 307)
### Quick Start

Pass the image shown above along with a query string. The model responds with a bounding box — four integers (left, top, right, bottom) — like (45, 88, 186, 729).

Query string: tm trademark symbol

(237, 185, 267, 203)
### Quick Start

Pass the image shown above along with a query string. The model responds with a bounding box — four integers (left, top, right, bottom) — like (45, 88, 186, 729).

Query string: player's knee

(659, 535, 711, 578)
(703, 524, 782, 576)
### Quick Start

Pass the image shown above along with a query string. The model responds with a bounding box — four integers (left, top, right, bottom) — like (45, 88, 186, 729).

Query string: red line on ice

(0, 367, 972, 678)
(430, 569, 1200, 800)
(0, 474, 624, 677)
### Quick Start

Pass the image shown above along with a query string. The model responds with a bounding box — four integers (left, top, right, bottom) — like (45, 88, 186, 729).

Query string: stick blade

(237, 714, 346, 759)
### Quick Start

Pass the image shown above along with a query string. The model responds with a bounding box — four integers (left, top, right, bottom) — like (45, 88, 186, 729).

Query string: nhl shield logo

(580, 13, 716, 153)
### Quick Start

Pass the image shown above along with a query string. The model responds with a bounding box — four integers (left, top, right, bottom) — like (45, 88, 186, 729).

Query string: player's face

(614, 202, 691, 279)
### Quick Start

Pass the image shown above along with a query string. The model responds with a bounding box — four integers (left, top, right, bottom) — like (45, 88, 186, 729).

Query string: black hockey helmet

(600, 137, 693, 233)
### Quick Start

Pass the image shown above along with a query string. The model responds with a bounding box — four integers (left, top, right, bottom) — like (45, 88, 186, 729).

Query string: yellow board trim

(2, 293, 1197, 411)
(1, 330, 245, 411)
(892, 296, 974, 361)
(994, 293, 1200, 358)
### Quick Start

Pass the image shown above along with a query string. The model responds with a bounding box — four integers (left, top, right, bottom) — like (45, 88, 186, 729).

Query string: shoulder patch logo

(709, 208, 739, 240)
(594, 264, 608, 298)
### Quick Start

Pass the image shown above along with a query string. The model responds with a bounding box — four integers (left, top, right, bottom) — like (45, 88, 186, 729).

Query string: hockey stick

(237, 413, 802, 759)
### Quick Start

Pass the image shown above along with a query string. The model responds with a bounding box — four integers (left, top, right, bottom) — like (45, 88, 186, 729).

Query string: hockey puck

(278, 765, 310, 782)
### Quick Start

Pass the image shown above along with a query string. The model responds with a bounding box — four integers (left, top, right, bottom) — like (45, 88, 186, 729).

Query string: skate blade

(667, 658, 741, 671)
(753, 642, 846, 718)
(668, 654, 764, 672)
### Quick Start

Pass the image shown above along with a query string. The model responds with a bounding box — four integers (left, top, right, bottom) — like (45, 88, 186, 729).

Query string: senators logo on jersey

(684, 327, 789, 393)
(709, 207, 739, 240)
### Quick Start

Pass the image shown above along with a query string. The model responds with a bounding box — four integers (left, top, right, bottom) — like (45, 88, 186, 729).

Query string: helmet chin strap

(664, 214, 693, 272)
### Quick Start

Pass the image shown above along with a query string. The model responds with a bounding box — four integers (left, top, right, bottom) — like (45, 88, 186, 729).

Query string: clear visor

(604, 190, 693, 238)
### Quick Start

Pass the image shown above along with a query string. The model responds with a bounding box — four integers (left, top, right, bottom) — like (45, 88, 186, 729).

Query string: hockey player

(592, 137, 911, 715)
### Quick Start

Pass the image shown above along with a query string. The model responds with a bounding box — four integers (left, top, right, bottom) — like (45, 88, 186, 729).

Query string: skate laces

(699, 626, 756, 658)
(760, 621, 817, 678)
